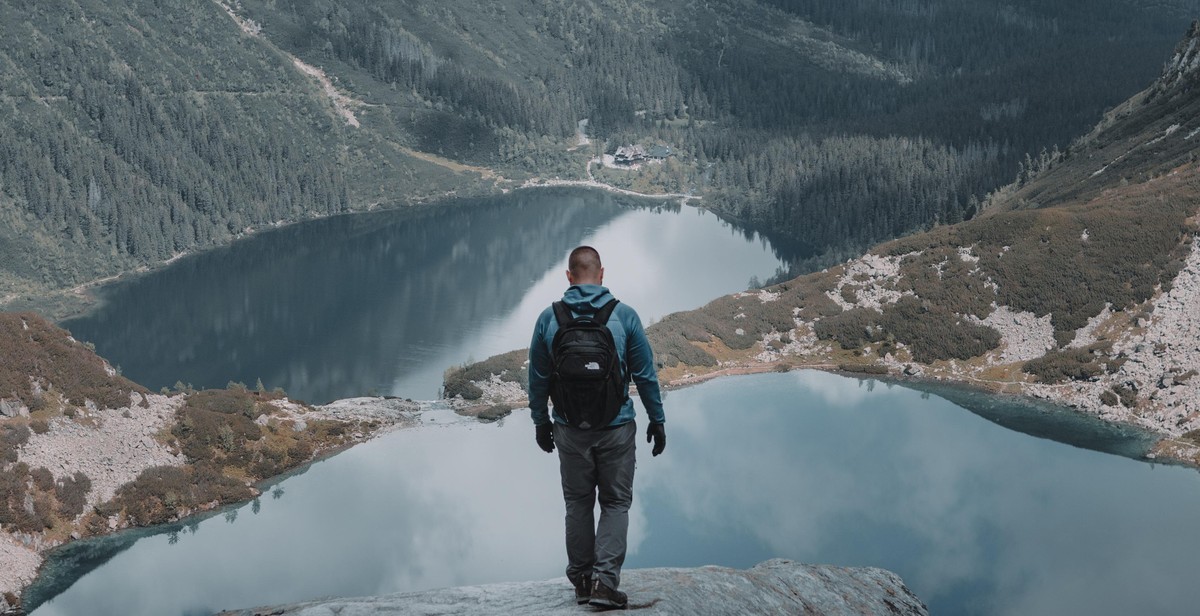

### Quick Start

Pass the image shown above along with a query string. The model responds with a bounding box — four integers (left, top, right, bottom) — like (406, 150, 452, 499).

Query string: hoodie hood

(561, 284, 615, 314)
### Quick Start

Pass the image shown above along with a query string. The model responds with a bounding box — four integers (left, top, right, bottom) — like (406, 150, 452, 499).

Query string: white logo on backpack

(584, 361, 601, 371)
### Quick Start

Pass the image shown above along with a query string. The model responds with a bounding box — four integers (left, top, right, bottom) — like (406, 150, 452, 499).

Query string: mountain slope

(447, 22, 1200, 461)
(2, 0, 1195, 313)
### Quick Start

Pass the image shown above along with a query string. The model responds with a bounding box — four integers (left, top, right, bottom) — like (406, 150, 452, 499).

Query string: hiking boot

(570, 574, 592, 605)
(589, 580, 628, 610)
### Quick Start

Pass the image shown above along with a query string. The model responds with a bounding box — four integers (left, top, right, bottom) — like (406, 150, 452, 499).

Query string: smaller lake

(26, 371, 1200, 616)
(62, 188, 791, 403)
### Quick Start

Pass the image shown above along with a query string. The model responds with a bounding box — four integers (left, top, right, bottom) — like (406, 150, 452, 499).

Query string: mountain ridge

(2, 0, 1195, 315)
(444, 21, 1200, 464)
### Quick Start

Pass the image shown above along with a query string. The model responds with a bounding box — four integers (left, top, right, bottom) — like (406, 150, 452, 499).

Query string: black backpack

(549, 299, 628, 430)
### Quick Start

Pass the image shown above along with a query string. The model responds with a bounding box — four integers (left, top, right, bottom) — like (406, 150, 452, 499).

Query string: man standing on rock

(529, 245, 667, 610)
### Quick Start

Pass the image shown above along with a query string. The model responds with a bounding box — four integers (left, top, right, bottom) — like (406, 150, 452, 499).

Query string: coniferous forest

(1, 0, 1197, 301)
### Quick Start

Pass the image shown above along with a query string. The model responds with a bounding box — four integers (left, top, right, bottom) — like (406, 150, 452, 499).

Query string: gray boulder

(218, 559, 927, 616)
(0, 398, 28, 418)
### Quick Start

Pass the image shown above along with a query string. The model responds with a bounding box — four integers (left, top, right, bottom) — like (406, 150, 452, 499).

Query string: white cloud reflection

(32, 374, 1200, 616)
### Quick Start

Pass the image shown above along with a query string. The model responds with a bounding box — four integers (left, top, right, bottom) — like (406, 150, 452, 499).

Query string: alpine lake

(25, 188, 1200, 615)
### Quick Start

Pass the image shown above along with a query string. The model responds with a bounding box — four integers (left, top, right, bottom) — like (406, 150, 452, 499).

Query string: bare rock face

(218, 559, 927, 616)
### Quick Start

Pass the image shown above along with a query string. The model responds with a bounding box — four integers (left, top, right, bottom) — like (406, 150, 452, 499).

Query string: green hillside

(444, 20, 1200, 450)
(1, 0, 1197, 309)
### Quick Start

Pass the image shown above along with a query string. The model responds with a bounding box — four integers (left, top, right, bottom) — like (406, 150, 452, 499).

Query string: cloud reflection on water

(31, 372, 1200, 616)
(637, 371, 1200, 615)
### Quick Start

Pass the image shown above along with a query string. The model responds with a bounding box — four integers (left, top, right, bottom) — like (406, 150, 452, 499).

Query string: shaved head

(567, 246, 603, 285)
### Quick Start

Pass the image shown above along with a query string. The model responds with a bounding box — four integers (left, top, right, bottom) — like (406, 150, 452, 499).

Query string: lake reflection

(30, 372, 1200, 616)
(62, 189, 788, 403)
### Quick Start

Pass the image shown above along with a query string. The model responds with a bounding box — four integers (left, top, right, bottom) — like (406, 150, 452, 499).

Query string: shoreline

(7, 365, 1181, 611)
(456, 357, 1179, 465)
(2, 175, 704, 324)
(666, 362, 1184, 464)
(1, 396, 426, 614)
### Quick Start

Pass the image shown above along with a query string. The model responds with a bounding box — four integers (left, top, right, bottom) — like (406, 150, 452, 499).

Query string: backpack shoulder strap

(551, 301, 573, 327)
(593, 299, 620, 325)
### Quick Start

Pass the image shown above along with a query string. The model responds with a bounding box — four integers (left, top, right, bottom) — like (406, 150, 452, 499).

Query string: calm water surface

(27, 372, 1198, 616)
(63, 189, 788, 402)
(34, 188, 1200, 615)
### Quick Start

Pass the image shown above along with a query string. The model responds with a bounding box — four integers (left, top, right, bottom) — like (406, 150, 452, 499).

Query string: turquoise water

(33, 188, 1200, 615)
(27, 371, 1197, 616)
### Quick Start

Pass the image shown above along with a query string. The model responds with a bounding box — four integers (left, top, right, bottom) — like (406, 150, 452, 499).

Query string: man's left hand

(536, 423, 555, 453)
(646, 422, 666, 456)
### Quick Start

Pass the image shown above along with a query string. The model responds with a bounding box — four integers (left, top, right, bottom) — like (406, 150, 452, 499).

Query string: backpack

(549, 299, 628, 430)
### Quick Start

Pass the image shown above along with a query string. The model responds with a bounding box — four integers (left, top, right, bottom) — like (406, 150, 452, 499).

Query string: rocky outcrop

(0, 390, 421, 607)
(218, 559, 926, 616)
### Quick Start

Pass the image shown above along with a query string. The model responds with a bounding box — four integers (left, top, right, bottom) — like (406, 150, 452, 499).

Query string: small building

(647, 144, 671, 159)
(614, 144, 648, 165)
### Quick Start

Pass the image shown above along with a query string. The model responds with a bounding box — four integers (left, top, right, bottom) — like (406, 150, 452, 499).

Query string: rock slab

(218, 559, 927, 616)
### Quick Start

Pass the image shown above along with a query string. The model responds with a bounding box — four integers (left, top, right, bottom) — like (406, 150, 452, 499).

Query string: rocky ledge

(218, 559, 926, 616)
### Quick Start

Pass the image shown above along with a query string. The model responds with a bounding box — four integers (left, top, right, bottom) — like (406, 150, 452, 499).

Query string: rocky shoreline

(0, 395, 422, 614)
(217, 559, 927, 616)
(447, 236, 1200, 467)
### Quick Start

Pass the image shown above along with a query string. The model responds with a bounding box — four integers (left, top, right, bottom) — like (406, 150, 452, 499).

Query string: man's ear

(566, 269, 575, 285)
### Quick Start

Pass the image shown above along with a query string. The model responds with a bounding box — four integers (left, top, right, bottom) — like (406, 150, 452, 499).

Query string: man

(529, 245, 667, 610)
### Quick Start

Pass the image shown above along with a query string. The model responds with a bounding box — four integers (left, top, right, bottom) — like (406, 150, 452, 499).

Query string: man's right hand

(536, 423, 555, 453)
(647, 422, 666, 456)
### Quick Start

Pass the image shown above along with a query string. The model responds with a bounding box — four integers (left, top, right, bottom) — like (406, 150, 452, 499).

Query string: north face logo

(584, 361, 601, 371)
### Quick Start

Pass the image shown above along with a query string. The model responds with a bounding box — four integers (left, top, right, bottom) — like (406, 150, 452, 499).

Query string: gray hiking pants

(554, 420, 636, 590)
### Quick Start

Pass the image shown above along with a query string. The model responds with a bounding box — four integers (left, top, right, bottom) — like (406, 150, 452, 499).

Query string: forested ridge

(1, 0, 1197, 304)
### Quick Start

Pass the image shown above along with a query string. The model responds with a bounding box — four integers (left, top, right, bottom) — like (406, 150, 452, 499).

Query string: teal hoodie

(529, 284, 665, 427)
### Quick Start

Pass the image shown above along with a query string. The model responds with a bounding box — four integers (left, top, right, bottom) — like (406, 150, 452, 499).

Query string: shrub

(110, 465, 253, 526)
(646, 313, 717, 369)
(185, 388, 257, 418)
(1112, 383, 1138, 408)
(173, 387, 264, 464)
(0, 424, 30, 463)
(697, 293, 798, 350)
(443, 378, 484, 401)
(895, 247, 997, 319)
(30, 466, 54, 492)
(56, 471, 91, 517)
(779, 272, 844, 321)
(839, 363, 890, 375)
(477, 405, 512, 422)
(30, 418, 49, 434)
(815, 297, 1001, 363)
(813, 308, 878, 351)
(443, 349, 528, 400)
(0, 314, 147, 411)
(1022, 343, 1117, 384)
(0, 463, 52, 532)
(884, 183, 1195, 339)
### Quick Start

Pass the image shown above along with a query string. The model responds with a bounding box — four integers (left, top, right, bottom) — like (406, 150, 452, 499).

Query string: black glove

(646, 422, 666, 457)
(536, 423, 555, 453)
